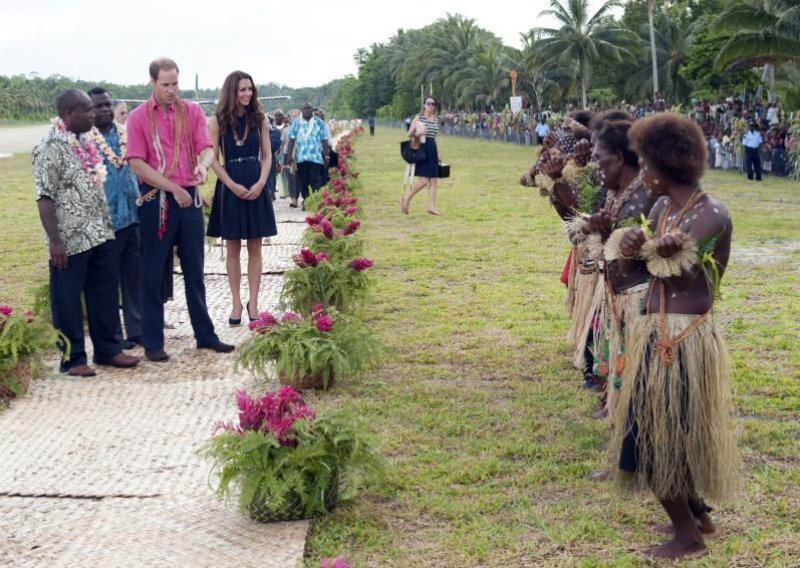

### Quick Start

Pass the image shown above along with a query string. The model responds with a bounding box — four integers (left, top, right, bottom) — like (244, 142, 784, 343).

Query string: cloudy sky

(0, 0, 612, 89)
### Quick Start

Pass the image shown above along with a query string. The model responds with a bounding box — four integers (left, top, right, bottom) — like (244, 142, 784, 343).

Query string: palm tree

(531, 0, 635, 108)
(647, 0, 659, 96)
(712, 0, 800, 71)
(625, 12, 698, 101)
(449, 45, 511, 109)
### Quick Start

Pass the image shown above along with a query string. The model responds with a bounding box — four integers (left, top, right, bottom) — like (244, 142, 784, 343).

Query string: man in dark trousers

(368, 116, 375, 136)
(742, 122, 763, 181)
(33, 89, 140, 376)
(284, 102, 331, 209)
(127, 57, 234, 362)
(89, 87, 143, 350)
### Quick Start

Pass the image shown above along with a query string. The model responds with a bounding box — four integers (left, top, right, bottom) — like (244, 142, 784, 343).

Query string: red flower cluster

(293, 248, 330, 268)
(0, 305, 12, 317)
(315, 315, 333, 332)
(340, 220, 360, 236)
(349, 258, 374, 272)
(248, 311, 279, 332)
(222, 387, 316, 446)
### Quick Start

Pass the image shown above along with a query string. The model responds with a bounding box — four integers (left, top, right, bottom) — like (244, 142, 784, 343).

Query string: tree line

(0, 74, 354, 122)
(343, 0, 800, 117)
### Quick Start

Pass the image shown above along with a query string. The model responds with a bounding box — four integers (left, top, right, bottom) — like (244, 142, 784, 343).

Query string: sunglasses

(425, 101, 437, 106)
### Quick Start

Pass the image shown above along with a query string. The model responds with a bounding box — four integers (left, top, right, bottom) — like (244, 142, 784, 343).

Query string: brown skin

(402, 97, 442, 215)
(284, 102, 331, 169)
(38, 92, 95, 270)
(90, 92, 115, 133)
(128, 68, 214, 208)
(618, 159, 731, 561)
(587, 139, 654, 292)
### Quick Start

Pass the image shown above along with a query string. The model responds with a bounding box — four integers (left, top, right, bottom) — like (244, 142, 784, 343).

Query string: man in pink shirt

(127, 57, 233, 362)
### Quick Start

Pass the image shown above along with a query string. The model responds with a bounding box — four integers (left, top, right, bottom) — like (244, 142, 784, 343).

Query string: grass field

(1, 129, 798, 566)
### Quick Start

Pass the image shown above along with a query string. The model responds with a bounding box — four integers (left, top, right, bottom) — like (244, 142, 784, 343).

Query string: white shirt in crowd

(766, 106, 780, 126)
(743, 130, 763, 149)
(535, 123, 550, 137)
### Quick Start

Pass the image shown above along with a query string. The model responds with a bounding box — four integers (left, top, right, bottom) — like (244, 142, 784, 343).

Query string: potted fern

(203, 387, 385, 522)
(237, 306, 385, 390)
(0, 305, 66, 398)
(282, 248, 374, 316)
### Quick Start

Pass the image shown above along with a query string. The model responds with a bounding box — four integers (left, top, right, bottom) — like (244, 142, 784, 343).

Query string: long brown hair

(216, 70, 265, 135)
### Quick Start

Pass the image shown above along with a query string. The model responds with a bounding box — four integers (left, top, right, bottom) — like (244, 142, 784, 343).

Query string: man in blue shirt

(535, 117, 550, 145)
(285, 102, 332, 209)
(89, 87, 143, 348)
(742, 122, 763, 181)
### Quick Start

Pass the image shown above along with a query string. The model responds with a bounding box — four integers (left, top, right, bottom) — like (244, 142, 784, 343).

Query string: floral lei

(90, 122, 127, 169)
(52, 117, 107, 189)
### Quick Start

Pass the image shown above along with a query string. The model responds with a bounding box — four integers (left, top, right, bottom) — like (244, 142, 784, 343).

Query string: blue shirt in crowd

(742, 130, 763, 149)
(288, 116, 330, 165)
(98, 123, 139, 231)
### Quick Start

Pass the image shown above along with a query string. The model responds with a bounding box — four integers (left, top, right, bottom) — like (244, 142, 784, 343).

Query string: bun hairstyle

(629, 113, 707, 186)
(597, 120, 639, 168)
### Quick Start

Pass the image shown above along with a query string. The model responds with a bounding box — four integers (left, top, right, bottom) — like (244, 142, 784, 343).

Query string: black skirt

(414, 138, 439, 178)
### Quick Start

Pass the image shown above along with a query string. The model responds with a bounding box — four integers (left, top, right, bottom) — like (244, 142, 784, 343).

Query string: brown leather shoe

(97, 353, 140, 368)
(66, 364, 97, 377)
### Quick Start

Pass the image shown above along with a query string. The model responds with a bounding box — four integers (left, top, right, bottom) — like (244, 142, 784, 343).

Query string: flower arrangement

(283, 246, 374, 315)
(52, 117, 107, 189)
(89, 122, 127, 169)
(237, 306, 385, 390)
(203, 387, 385, 522)
(0, 304, 66, 397)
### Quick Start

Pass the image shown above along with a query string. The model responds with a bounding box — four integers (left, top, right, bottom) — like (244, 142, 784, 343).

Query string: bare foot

(646, 537, 707, 560)
(653, 513, 717, 536)
(400, 196, 409, 214)
(427, 209, 442, 216)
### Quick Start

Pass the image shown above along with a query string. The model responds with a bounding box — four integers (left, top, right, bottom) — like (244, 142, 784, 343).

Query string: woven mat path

(0, 191, 314, 567)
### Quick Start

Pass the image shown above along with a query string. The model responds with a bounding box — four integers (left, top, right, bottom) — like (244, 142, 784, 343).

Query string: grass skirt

(604, 284, 648, 414)
(609, 314, 741, 502)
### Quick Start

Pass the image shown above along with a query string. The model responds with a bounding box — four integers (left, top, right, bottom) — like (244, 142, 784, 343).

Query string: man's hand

(620, 228, 647, 258)
(586, 211, 613, 235)
(654, 233, 684, 258)
(172, 186, 193, 208)
(193, 163, 209, 185)
(49, 240, 68, 270)
(284, 155, 294, 168)
(323, 155, 330, 168)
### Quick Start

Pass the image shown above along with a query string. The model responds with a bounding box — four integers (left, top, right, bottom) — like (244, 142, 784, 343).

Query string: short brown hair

(149, 57, 179, 81)
(629, 113, 707, 186)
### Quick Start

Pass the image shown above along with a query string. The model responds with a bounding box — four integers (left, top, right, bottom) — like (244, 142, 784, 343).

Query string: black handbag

(438, 164, 451, 178)
(400, 140, 427, 164)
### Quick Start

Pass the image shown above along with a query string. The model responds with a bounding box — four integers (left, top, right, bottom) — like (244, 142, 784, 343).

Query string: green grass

(301, 129, 800, 566)
(1, 130, 798, 566)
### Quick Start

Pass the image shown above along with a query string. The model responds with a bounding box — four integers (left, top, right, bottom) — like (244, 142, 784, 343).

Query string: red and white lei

(52, 117, 107, 188)
(90, 122, 127, 168)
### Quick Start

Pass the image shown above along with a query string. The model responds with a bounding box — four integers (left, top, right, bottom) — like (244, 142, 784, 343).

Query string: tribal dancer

(608, 114, 740, 560)
(580, 120, 656, 420)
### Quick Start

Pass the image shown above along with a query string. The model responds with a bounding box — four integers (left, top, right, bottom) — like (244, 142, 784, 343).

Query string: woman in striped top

(401, 95, 442, 215)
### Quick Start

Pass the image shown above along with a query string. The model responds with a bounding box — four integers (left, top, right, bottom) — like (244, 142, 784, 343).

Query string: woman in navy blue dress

(400, 95, 442, 216)
(208, 71, 277, 324)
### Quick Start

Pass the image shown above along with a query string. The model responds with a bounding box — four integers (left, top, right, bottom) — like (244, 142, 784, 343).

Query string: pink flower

(24, 311, 34, 323)
(349, 258, 374, 272)
(311, 303, 324, 317)
(331, 178, 346, 193)
(0, 305, 12, 317)
(320, 219, 334, 239)
(305, 213, 323, 227)
(249, 311, 279, 332)
(341, 220, 360, 236)
(281, 311, 302, 323)
(236, 389, 265, 432)
(319, 557, 352, 568)
(315, 315, 333, 332)
(344, 206, 358, 216)
(296, 248, 319, 267)
(315, 252, 330, 264)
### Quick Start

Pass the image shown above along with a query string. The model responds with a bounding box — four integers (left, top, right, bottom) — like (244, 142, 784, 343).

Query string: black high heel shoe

(229, 304, 244, 326)
(246, 301, 258, 322)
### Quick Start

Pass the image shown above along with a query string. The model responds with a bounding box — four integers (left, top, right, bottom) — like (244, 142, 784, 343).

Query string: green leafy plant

(202, 387, 385, 522)
(283, 249, 373, 315)
(237, 307, 387, 390)
(0, 305, 66, 396)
